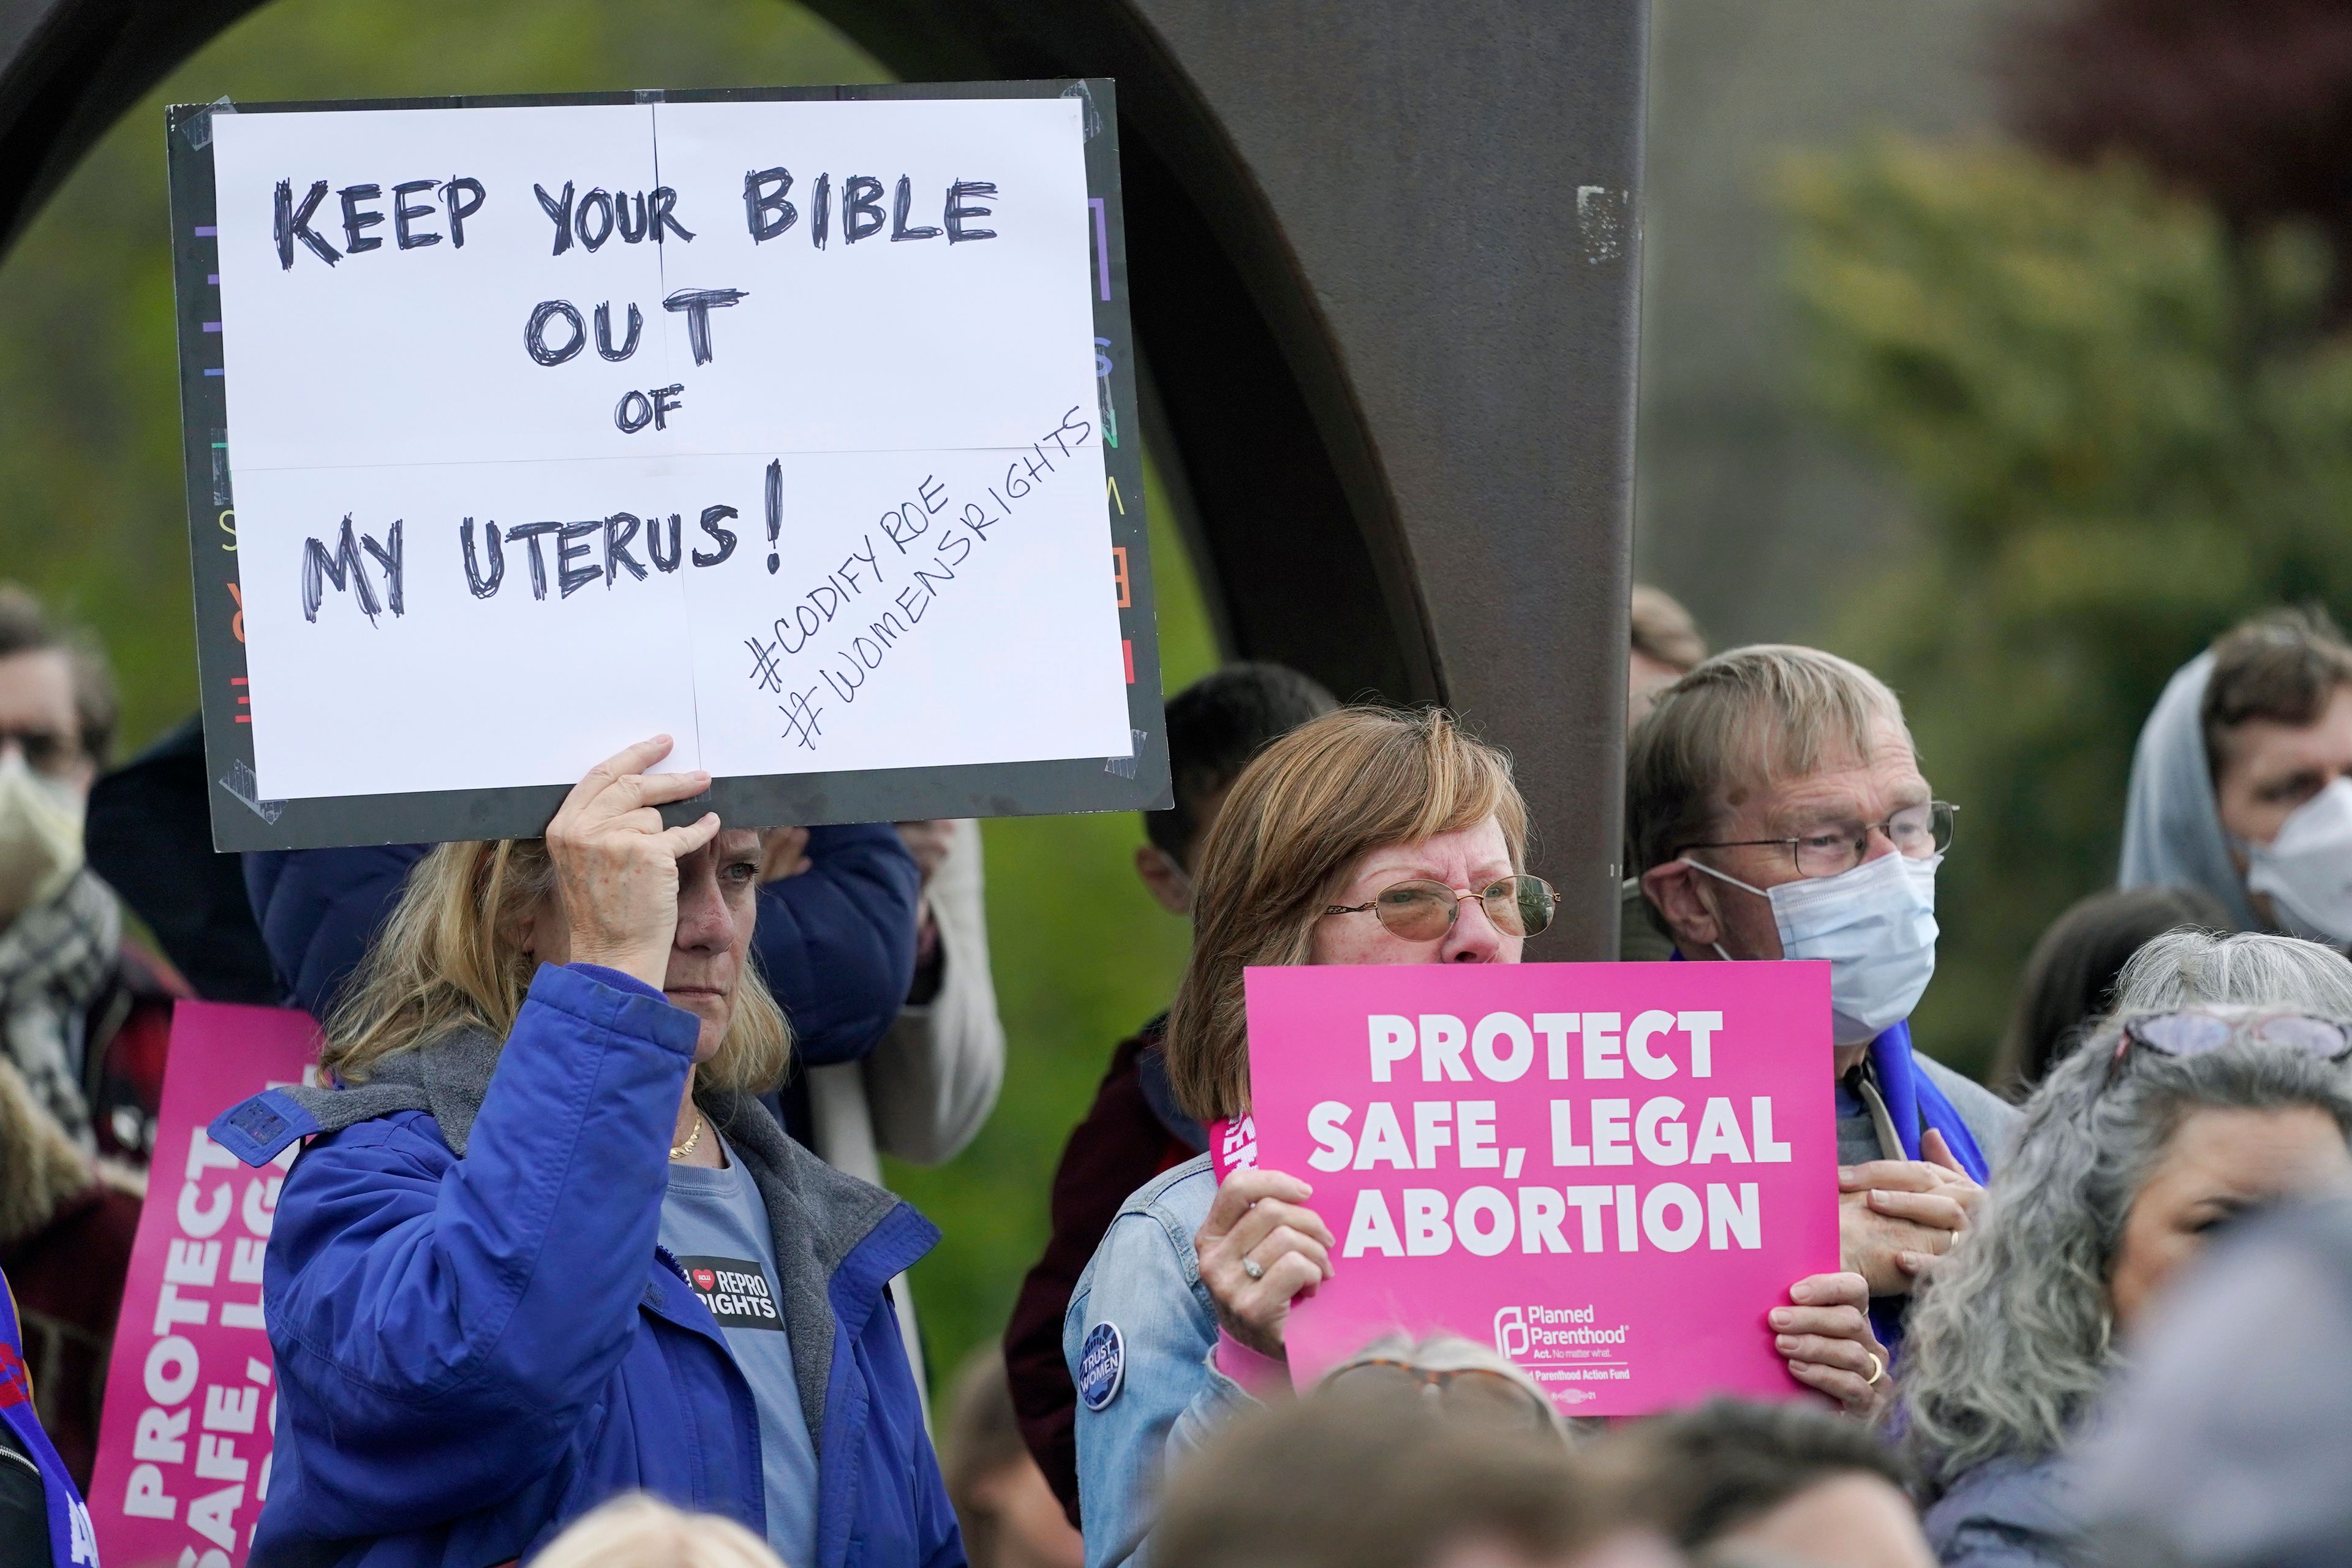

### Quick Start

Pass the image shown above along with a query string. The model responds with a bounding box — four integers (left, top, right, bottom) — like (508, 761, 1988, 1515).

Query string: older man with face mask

(1631, 645, 2018, 1348)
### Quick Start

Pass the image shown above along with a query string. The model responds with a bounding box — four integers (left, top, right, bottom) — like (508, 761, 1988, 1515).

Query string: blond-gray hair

(1626, 644, 1909, 892)
(323, 839, 791, 1096)
(532, 1495, 783, 1568)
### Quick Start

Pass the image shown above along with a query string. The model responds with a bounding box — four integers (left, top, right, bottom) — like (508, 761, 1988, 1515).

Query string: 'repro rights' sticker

(676, 1254, 784, 1331)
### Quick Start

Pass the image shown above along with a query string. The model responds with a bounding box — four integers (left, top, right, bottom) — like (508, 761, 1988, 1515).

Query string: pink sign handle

(1242, 960, 1841, 1416)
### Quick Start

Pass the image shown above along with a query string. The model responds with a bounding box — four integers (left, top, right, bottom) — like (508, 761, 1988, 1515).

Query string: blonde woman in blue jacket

(211, 740, 960, 1568)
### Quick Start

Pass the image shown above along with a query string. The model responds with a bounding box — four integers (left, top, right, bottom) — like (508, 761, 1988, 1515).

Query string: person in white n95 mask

(1630, 644, 2018, 1362)
(0, 587, 121, 1145)
(2123, 606, 2352, 944)
(0, 581, 186, 1493)
(2244, 775, 2352, 944)
(0, 746, 83, 926)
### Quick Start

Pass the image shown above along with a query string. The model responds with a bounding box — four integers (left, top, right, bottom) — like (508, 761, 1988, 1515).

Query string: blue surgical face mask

(1683, 848, 1941, 1047)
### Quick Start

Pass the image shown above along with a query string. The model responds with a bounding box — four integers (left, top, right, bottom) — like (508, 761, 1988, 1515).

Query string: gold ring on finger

(1864, 1353, 1883, 1386)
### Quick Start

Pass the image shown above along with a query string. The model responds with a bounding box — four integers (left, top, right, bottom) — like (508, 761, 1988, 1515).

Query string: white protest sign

(203, 91, 1134, 813)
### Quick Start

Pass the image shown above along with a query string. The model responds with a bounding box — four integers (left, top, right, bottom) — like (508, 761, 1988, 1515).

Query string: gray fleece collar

(270, 1023, 496, 1153)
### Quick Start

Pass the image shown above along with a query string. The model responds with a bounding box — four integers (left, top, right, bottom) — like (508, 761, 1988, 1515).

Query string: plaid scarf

(0, 870, 118, 1152)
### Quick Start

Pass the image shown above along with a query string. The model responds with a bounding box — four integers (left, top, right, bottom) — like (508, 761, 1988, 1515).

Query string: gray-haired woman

(1896, 984, 2352, 1562)
(2109, 925, 2352, 1018)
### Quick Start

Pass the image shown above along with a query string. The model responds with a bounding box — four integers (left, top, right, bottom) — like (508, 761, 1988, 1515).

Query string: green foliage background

(0, 0, 1217, 1389)
(1782, 138, 2352, 1074)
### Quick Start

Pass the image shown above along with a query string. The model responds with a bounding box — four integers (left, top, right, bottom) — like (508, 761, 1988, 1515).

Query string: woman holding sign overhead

(1061, 707, 1888, 1568)
(206, 739, 962, 1568)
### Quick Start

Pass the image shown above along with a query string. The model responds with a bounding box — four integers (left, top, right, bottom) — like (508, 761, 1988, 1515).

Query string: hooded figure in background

(2122, 610, 2352, 945)
(2120, 650, 2266, 933)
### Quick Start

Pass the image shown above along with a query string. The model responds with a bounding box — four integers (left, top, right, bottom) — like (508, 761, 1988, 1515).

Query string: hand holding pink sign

(1240, 960, 1846, 1416)
(1193, 1166, 1337, 1360)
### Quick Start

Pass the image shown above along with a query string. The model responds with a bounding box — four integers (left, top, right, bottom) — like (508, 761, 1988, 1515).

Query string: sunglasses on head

(1324, 875, 1557, 943)
(2105, 1010, 2352, 1089)
(1321, 1359, 1556, 1430)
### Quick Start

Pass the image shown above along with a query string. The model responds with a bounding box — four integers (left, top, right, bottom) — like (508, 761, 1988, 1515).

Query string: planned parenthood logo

(1492, 1300, 1631, 1402)
(1493, 1305, 1530, 1359)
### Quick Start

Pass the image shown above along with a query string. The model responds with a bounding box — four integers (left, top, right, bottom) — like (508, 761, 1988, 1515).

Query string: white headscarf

(2118, 650, 2264, 932)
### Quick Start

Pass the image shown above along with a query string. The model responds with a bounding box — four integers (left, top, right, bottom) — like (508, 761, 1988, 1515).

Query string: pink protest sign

(90, 1002, 321, 1568)
(1243, 961, 1839, 1415)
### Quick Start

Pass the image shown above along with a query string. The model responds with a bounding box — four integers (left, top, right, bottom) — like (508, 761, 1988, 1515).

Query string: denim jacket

(1063, 1155, 1257, 1568)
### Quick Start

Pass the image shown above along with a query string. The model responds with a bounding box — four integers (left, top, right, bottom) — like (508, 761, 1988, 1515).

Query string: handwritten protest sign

(167, 81, 1166, 850)
(90, 1003, 320, 1567)
(1240, 962, 1839, 1414)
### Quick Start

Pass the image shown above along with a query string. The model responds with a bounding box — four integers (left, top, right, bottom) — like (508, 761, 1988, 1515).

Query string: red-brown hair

(1165, 707, 1528, 1122)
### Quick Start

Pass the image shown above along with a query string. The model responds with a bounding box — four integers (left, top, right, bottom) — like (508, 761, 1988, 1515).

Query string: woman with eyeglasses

(1897, 932, 2352, 1568)
(1062, 707, 1881, 1568)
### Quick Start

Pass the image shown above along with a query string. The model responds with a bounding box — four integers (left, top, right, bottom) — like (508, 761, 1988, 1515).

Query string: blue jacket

(1, 1270, 97, 1568)
(208, 963, 962, 1568)
(243, 824, 921, 1066)
(1922, 1453, 2079, 1567)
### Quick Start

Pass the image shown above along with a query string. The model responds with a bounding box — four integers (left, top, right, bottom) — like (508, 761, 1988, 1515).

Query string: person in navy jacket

(209, 739, 962, 1568)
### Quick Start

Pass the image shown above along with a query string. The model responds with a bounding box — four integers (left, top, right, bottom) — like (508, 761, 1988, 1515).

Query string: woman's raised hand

(1193, 1167, 1336, 1361)
(545, 737, 719, 989)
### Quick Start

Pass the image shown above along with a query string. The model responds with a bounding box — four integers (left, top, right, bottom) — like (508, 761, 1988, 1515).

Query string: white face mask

(2244, 777, 2352, 944)
(0, 748, 85, 924)
(1685, 848, 1941, 1046)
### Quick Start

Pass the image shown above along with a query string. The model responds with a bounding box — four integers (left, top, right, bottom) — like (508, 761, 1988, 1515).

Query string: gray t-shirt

(661, 1139, 818, 1567)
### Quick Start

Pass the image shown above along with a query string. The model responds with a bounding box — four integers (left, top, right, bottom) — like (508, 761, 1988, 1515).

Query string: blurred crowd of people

(8, 573, 2352, 1568)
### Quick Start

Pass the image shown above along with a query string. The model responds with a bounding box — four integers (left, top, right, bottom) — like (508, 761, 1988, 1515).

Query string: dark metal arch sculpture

(0, 0, 1643, 954)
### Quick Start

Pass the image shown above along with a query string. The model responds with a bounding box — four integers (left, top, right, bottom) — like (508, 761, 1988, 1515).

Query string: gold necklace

(670, 1110, 706, 1162)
